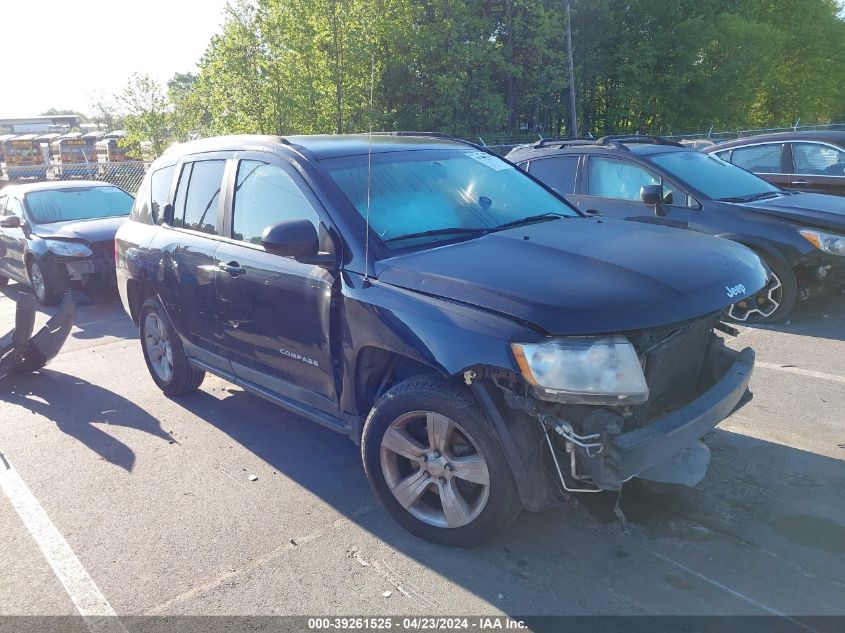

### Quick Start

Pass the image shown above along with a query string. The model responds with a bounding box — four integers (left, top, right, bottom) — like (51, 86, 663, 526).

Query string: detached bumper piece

(0, 293, 75, 378)
(590, 345, 754, 489)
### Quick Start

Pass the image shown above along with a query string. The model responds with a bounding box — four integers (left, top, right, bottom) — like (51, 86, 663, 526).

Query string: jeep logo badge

(725, 283, 746, 298)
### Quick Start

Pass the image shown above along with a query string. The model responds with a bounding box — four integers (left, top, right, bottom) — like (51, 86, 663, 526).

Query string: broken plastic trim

(0, 293, 75, 379)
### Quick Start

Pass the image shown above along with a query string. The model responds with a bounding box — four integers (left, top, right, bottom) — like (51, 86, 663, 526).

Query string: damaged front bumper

(473, 332, 755, 511)
(590, 345, 753, 489)
(40, 252, 118, 295)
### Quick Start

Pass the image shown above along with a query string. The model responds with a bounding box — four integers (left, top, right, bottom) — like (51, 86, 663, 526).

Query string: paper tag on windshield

(466, 151, 512, 171)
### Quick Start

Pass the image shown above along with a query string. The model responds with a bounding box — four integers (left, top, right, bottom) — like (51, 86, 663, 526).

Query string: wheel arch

(126, 278, 157, 326)
(715, 232, 797, 270)
(352, 345, 447, 428)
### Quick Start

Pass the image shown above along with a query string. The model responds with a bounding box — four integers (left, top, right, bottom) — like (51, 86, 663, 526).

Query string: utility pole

(565, 0, 578, 137)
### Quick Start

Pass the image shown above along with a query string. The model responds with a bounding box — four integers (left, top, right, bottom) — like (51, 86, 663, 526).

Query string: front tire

(725, 252, 797, 324)
(139, 298, 205, 395)
(362, 375, 521, 546)
(0, 275, 8, 287)
(28, 260, 61, 306)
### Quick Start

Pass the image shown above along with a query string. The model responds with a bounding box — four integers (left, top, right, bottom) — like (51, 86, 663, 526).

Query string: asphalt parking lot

(1, 282, 843, 624)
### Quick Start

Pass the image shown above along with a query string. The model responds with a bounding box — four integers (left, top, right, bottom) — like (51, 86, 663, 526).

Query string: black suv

(508, 136, 845, 323)
(116, 133, 766, 545)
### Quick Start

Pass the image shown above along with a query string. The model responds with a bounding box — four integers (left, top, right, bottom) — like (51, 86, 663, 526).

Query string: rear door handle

(790, 180, 811, 186)
(218, 261, 246, 276)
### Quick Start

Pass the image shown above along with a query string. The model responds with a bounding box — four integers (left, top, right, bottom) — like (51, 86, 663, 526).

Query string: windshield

(651, 151, 780, 201)
(322, 148, 579, 247)
(25, 186, 134, 224)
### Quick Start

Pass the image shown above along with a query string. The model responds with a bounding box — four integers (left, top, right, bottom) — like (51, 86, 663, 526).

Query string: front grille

(634, 317, 716, 424)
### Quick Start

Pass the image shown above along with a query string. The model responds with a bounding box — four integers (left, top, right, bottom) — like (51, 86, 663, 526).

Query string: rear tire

(725, 252, 797, 324)
(362, 375, 521, 546)
(139, 297, 205, 395)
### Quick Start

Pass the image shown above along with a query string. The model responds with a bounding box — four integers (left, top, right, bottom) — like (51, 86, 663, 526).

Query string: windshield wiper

(719, 191, 782, 203)
(382, 227, 490, 244)
(492, 212, 567, 231)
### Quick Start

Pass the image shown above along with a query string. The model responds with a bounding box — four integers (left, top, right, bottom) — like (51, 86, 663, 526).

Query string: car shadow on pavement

(170, 386, 845, 616)
(1, 369, 172, 471)
(743, 291, 845, 342)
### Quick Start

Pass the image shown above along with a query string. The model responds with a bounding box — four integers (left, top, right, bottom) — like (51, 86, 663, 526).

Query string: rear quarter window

(130, 177, 152, 224)
(150, 164, 176, 224)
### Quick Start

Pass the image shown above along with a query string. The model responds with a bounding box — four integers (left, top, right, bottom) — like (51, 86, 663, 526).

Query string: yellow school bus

(52, 132, 98, 179)
(0, 134, 48, 180)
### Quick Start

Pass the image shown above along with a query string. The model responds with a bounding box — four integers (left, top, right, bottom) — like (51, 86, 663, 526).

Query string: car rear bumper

(593, 345, 754, 488)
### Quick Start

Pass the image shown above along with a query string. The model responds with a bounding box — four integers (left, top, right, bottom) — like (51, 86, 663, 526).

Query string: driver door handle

(218, 261, 246, 277)
(790, 180, 811, 186)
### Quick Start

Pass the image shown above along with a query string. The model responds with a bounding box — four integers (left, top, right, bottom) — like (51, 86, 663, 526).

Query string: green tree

(139, 0, 845, 153)
(120, 73, 172, 157)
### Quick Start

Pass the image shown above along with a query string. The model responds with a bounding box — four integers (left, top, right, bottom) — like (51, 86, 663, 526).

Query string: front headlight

(799, 228, 845, 256)
(511, 335, 649, 404)
(44, 239, 92, 258)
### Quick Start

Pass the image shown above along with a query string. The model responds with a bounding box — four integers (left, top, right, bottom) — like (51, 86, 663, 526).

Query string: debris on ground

(248, 474, 258, 482)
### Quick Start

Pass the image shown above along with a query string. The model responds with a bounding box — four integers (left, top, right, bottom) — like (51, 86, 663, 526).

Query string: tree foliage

(118, 0, 845, 152)
(120, 73, 172, 157)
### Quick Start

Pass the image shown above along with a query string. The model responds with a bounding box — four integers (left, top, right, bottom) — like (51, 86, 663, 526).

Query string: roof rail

(531, 137, 597, 149)
(369, 131, 460, 140)
(595, 135, 683, 149)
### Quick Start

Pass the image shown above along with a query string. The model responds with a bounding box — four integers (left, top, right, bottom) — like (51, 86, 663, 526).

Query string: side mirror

(0, 215, 21, 229)
(640, 185, 668, 217)
(261, 219, 335, 266)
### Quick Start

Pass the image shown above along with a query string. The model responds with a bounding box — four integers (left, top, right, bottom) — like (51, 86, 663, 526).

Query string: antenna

(363, 53, 375, 288)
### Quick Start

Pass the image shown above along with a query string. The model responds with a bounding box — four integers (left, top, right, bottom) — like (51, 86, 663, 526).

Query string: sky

(0, 0, 230, 118)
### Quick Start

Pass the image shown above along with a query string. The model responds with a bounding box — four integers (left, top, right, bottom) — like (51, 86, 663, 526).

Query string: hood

(742, 192, 845, 231)
(375, 218, 768, 335)
(33, 215, 127, 243)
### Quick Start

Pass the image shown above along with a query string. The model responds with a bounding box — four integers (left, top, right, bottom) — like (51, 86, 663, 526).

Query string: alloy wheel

(380, 411, 490, 529)
(727, 271, 783, 322)
(144, 312, 174, 382)
(30, 263, 46, 302)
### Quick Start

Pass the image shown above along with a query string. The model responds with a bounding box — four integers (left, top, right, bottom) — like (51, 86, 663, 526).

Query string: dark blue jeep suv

(116, 133, 767, 545)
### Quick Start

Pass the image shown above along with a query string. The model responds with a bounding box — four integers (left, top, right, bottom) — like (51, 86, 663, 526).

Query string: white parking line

(649, 551, 820, 632)
(0, 453, 125, 633)
(756, 361, 845, 384)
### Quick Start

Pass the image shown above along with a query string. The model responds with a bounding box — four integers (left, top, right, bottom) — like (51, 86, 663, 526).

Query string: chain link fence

(662, 121, 845, 142)
(1, 162, 151, 195)
(481, 121, 845, 153)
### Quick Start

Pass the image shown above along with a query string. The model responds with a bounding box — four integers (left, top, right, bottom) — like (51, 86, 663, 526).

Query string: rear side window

(527, 156, 579, 194)
(172, 160, 225, 235)
(150, 165, 175, 224)
(232, 160, 319, 245)
(730, 144, 782, 174)
(792, 143, 845, 176)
